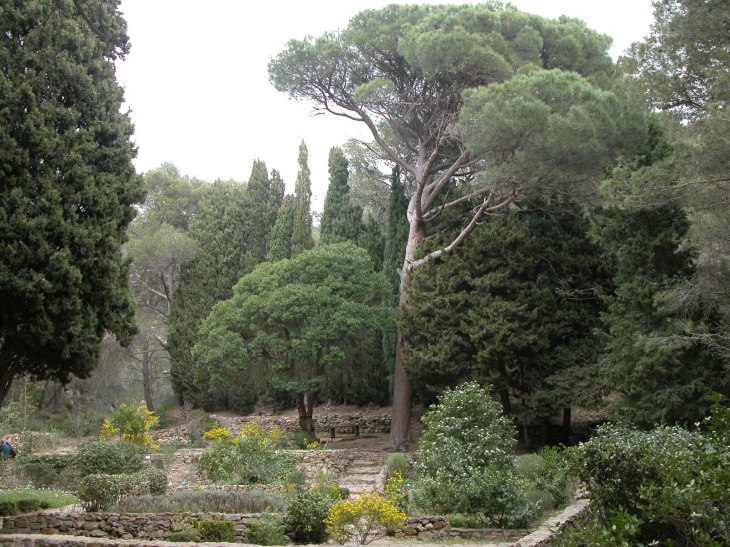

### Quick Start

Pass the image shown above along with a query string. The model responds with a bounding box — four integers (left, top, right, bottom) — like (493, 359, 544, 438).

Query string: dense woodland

(2, 0, 730, 449)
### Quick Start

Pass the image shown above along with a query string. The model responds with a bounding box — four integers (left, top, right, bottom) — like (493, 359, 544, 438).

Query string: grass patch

(0, 488, 78, 514)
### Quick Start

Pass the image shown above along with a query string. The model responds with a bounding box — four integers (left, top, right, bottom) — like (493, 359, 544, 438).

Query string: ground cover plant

(0, 488, 78, 516)
(110, 489, 286, 514)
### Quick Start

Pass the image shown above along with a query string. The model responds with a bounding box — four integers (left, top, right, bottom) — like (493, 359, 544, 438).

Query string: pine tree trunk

(562, 407, 572, 444)
(142, 339, 155, 411)
(387, 213, 424, 451)
(0, 359, 20, 406)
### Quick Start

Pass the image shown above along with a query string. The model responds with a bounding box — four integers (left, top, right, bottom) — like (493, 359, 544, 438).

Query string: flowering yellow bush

(326, 493, 407, 544)
(99, 404, 160, 449)
(237, 422, 285, 448)
(203, 421, 233, 441)
(385, 471, 407, 512)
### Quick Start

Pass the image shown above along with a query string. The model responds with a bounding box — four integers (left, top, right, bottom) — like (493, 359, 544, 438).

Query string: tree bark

(141, 339, 155, 411)
(296, 392, 319, 441)
(0, 358, 20, 406)
(499, 389, 511, 415)
(561, 407, 572, 445)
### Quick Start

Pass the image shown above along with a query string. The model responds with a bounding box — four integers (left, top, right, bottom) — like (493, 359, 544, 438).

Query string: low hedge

(79, 468, 167, 511)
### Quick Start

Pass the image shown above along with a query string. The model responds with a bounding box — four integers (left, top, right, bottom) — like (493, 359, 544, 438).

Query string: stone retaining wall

(0, 511, 254, 543)
(210, 413, 392, 435)
(0, 499, 590, 546)
(390, 515, 530, 541)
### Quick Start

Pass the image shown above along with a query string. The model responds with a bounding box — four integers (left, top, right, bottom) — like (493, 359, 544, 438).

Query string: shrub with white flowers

(413, 382, 533, 528)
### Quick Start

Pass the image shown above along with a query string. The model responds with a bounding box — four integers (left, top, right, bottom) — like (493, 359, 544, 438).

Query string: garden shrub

(22, 461, 60, 488)
(99, 404, 160, 449)
(198, 422, 296, 485)
(194, 519, 237, 542)
(0, 501, 18, 516)
(110, 489, 286, 514)
(516, 447, 573, 514)
(78, 468, 168, 512)
(246, 516, 288, 546)
(76, 441, 143, 477)
(286, 487, 337, 544)
(566, 396, 730, 547)
(412, 382, 533, 528)
(383, 453, 410, 481)
(168, 527, 201, 542)
(326, 493, 407, 544)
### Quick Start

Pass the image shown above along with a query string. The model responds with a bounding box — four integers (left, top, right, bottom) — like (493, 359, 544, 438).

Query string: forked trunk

(295, 391, 319, 441)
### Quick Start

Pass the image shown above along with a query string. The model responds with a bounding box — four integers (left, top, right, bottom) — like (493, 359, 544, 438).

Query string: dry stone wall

(0, 511, 252, 542)
(210, 413, 391, 435)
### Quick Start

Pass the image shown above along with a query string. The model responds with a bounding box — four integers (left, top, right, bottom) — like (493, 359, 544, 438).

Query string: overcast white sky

(114, 0, 656, 211)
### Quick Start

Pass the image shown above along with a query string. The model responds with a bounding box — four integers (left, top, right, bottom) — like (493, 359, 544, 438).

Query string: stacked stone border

(0, 499, 589, 546)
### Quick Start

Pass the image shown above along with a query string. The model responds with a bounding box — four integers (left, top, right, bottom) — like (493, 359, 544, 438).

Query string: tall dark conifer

(320, 147, 362, 245)
(291, 142, 315, 257)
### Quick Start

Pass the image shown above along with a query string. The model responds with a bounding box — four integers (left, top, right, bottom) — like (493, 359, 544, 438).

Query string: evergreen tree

(382, 167, 410, 385)
(359, 214, 385, 271)
(0, 0, 145, 403)
(402, 201, 608, 443)
(268, 196, 296, 262)
(290, 141, 315, 257)
(320, 147, 363, 246)
(593, 205, 728, 427)
(168, 166, 283, 411)
(244, 161, 283, 269)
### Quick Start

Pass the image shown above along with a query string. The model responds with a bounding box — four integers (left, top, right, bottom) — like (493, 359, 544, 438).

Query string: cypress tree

(360, 214, 385, 271)
(290, 141, 315, 257)
(382, 167, 410, 380)
(0, 0, 144, 403)
(320, 147, 363, 245)
(269, 196, 296, 262)
(595, 205, 728, 427)
(169, 164, 283, 410)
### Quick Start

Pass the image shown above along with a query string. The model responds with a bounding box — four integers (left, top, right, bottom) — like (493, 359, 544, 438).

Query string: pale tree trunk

(72, 380, 80, 414)
(295, 391, 319, 441)
(141, 338, 155, 411)
(387, 210, 426, 450)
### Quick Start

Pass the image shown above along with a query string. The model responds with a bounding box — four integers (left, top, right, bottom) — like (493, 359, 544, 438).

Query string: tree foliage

(0, 0, 144, 403)
(193, 243, 388, 436)
(320, 148, 363, 247)
(270, 2, 647, 447)
(403, 201, 607, 437)
(592, 205, 727, 427)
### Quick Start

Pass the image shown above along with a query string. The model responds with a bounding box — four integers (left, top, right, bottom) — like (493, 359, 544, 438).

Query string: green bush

(0, 501, 18, 517)
(516, 447, 573, 513)
(110, 489, 286, 514)
(21, 461, 60, 488)
(198, 424, 296, 485)
(22, 453, 76, 474)
(412, 382, 533, 528)
(567, 396, 730, 546)
(195, 519, 237, 542)
(246, 516, 288, 546)
(168, 528, 202, 542)
(78, 468, 168, 512)
(76, 441, 143, 477)
(384, 453, 410, 481)
(286, 488, 336, 544)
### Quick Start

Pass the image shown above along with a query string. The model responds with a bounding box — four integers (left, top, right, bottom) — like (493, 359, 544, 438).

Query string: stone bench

(328, 424, 360, 438)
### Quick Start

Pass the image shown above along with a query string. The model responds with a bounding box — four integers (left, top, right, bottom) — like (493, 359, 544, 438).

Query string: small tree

(413, 382, 531, 527)
(99, 404, 160, 449)
(193, 243, 388, 439)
